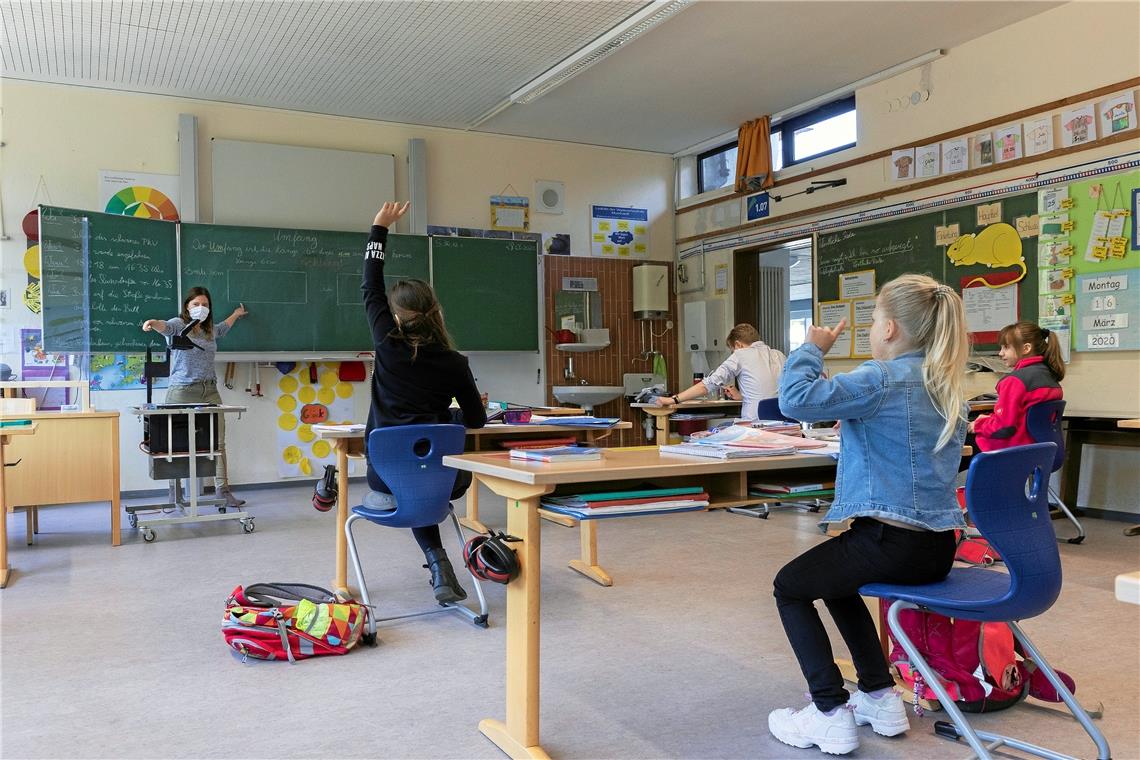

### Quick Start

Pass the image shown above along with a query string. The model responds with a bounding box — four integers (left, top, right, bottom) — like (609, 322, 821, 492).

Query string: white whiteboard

(211, 139, 396, 231)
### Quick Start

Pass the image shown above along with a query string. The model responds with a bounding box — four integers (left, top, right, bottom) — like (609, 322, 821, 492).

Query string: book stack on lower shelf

(540, 486, 710, 520)
(749, 480, 835, 499)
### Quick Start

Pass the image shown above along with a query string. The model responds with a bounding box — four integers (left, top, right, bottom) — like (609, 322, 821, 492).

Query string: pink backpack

(223, 583, 368, 663)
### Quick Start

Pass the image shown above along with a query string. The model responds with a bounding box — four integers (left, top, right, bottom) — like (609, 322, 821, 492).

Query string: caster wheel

(218, 506, 227, 514)
(142, 528, 157, 543)
(242, 519, 255, 534)
(128, 513, 138, 528)
(362, 632, 378, 647)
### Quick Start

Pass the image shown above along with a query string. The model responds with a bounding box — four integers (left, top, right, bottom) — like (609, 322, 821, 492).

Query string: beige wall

(674, 1, 1140, 420)
(0, 80, 673, 490)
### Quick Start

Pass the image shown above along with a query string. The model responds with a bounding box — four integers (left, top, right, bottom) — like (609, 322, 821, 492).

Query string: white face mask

(189, 304, 210, 321)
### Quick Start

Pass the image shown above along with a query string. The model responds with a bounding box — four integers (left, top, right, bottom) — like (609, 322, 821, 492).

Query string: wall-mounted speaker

(535, 180, 564, 214)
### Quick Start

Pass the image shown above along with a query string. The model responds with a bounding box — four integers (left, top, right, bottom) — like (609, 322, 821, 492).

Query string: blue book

(509, 446, 601, 462)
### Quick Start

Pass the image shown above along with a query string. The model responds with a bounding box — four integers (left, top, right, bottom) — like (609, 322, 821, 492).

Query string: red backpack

(223, 583, 368, 663)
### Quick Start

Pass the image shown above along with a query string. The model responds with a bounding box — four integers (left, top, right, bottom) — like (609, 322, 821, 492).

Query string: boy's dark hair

(999, 320, 1066, 381)
(388, 279, 453, 359)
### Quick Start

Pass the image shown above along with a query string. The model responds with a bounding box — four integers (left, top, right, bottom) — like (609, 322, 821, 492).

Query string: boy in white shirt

(655, 323, 786, 420)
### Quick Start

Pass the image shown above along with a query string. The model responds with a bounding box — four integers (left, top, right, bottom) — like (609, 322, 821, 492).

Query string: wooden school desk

(632, 399, 744, 446)
(314, 419, 633, 594)
(440, 447, 836, 760)
(1, 422, 37, 588)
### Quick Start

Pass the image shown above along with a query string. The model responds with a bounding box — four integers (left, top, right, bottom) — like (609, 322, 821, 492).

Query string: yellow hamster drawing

(946, 222, 1025, 288)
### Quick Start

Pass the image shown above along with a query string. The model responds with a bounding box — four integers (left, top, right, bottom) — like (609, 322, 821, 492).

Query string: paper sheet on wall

(273, 362, 359, 478)
(1084, 210, 1114, 262)
(963, 284, 1017, 334)
(817, 301, 853, 358)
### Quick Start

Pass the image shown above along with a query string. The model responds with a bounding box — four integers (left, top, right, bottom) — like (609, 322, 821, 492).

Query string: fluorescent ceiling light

(510, 1, 692, 105)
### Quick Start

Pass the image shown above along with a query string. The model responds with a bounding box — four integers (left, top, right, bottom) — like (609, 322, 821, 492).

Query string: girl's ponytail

(1040, 329, 1066, 380)
(878, 274, 969, 450)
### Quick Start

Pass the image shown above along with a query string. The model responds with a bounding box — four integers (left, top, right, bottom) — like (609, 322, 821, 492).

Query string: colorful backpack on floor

(954, 486, 1001, 566)
(224, 583, 368, 663)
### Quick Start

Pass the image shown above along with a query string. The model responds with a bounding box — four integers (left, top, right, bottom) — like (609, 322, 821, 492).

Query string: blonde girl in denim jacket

(767, 274, 969, 755)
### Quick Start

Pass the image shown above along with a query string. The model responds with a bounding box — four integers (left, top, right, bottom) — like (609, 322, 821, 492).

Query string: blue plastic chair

(344, 424, 488, 646)
(1025, 400, 1085, 544)
(860, 444, 1109, 760)
(757, 396, 796, 422)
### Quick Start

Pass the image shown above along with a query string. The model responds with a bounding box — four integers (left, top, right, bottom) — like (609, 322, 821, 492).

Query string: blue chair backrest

(757, 396, 794, 422)
(1025, 399, 1066, 473)
(366, 424, 466, 529)
(964, 442, 1061, 620)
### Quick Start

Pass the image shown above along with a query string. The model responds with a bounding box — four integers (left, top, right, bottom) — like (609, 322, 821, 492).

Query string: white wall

(0, 81, 673, 490)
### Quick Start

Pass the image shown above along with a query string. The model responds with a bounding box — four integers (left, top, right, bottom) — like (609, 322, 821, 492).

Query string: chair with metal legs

(861, 444, 1109, 760)
(1026, 400, 1085, 544)
(344, 424, 488, 646)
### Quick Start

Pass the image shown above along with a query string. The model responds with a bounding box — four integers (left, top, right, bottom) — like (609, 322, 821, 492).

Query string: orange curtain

(734, 116, 774, 193)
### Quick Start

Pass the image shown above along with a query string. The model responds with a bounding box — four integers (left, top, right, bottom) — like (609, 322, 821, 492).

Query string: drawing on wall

(1060, 105, 1097, 148)
(994, 125, 1023, 162)
(890, 148, 915, 180)
(89, 353, 168, 391)
(542, 233, 572, 255)
(273, 362, 358, 479)
(972, 132, 994, 168)
(946, 222, 1027, 288)
(1098, 92, 1136, 136)
(1023, 117, 1054, 156)
(941, 137, 968, 174)
(98, 171, 181, 221)
(916, 144, 940, 178)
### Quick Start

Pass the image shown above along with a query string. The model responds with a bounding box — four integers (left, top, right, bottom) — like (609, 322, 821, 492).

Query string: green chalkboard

(180, 224, 429, 352)
(431, 236, 539, 351)
(816, 192, 1039, 350)
(39, 206, 179, 353)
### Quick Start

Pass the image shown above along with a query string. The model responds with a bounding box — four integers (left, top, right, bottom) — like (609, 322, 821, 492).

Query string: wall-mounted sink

(552, 385, 624, 413)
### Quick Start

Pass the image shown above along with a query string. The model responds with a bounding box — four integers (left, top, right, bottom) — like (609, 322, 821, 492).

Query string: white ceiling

(2, 1, 1063, 155)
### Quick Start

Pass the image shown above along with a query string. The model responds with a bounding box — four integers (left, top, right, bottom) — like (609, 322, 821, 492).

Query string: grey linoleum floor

(2, 481, 1137, 759)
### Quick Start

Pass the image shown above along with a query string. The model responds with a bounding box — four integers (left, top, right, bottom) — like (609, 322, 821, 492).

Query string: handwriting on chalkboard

(818, 236, 917, 277)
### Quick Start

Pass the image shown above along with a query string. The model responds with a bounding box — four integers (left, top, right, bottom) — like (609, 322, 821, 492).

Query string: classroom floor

(2, 482, 1138, 759)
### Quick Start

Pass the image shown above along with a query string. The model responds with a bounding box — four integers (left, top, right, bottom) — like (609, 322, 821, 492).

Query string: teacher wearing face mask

(142, 286, 248, 507)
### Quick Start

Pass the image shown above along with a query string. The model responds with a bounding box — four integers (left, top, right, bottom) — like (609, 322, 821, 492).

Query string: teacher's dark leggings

(773, 518, 956, 712)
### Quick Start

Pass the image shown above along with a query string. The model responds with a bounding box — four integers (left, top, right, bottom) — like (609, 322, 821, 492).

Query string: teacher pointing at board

(142, 286, 248, 508)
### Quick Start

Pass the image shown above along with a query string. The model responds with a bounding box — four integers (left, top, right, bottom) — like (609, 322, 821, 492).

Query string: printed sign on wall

(591, 204, 649, 258)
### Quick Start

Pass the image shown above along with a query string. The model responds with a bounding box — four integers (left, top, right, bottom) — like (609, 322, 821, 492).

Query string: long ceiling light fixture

(510, 1, 692, 105)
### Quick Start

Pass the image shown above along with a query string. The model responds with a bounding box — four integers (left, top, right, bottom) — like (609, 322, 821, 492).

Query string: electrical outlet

(666, 320, 673, 329)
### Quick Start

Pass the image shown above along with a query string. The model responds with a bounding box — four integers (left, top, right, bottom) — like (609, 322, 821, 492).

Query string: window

(697, 143, 738, 193)
(775, 96, 856, 168)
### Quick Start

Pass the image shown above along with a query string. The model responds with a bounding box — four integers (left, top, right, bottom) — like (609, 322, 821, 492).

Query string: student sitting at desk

(362, 201, 486, 604)
(142, 287, 248, 507)
(969, 320, 1064, 452)
(768, 274, 968, 755)
(654, 323, 785, 420)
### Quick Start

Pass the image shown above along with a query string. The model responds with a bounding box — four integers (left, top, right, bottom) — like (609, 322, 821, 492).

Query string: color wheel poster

(98, 170, 180, 221)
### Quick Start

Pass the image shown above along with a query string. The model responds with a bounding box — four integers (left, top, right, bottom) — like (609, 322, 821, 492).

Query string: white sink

(551, 385, 625, 412)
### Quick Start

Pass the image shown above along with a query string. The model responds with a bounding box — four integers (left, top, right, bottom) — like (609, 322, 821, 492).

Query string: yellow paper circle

(299, 458, 313, 476)
(282, 445, 302, 464)
(277, 412, 298, 431)
(312, 439, 331, 459)
(317, 387, 335, 405)
(298, 386, 316, 403)
(297, 424, 315, 442)
(319, 371, 337, 388)
(335, 382, 353, 399)
(277, 395, 297, 412)
(279, 375, 299, 394)
(24, 245, 41, 278)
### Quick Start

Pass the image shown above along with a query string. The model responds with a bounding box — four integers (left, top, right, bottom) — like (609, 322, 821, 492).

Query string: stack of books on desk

(661, 442, 794, 459)
(509, 445, 602, 462)
(749, 419, 802, 436)
(662, 426, 829, 459)
(541, 486, 709, 519)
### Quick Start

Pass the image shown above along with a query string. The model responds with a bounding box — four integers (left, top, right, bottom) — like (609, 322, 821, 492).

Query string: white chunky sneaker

(768, 702, 859, 755)
(849, 689, 910, 737)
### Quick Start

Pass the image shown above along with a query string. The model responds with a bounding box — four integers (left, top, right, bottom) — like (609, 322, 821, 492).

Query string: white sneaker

(768, 702, 859, 755)
(849, 689, 910, 737)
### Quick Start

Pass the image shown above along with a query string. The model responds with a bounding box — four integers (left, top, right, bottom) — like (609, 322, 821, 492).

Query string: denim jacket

(778, 344, 966, 532)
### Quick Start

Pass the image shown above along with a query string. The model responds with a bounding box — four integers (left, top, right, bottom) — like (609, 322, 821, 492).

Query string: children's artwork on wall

(972, 132, 994, 168)
(994, 125, 1023, 162)
(1038, 241, 1073, 268)
(941, 137, 968, 174)
(20, 328, 67, 370)
(1023, 117, 1054, 156)
(1098, 92, 1137, 136)
(890, 148, 915, 180)
(1060, 104, 1097, 148)
(272, 362, 358, 479)
(915, 144, 940, 178)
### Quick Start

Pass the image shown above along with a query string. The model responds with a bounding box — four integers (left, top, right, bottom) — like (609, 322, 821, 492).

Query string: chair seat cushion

(351, 504, 400, 523)
(861, 567, 1015, 622)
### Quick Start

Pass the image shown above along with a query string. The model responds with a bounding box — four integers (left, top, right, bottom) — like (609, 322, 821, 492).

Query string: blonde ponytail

(877, 274, 969, 450)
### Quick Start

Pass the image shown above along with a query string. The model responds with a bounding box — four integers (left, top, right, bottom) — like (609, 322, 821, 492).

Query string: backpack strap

(243, 583, 340, 607)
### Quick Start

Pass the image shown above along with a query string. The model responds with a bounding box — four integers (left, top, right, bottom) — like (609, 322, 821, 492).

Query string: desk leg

(333, 441, 350, 596)
(477, 477, 552, 760)
(0, 436, 12, 587)
(110, 414, 121, 546)
(656, 414, 668, 446)
(460, 486, 489, 534)
(568, 519, 612, 587)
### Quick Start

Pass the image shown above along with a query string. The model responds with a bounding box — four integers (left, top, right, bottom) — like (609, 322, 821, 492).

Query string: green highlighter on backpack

(223, 583, 368, 663)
